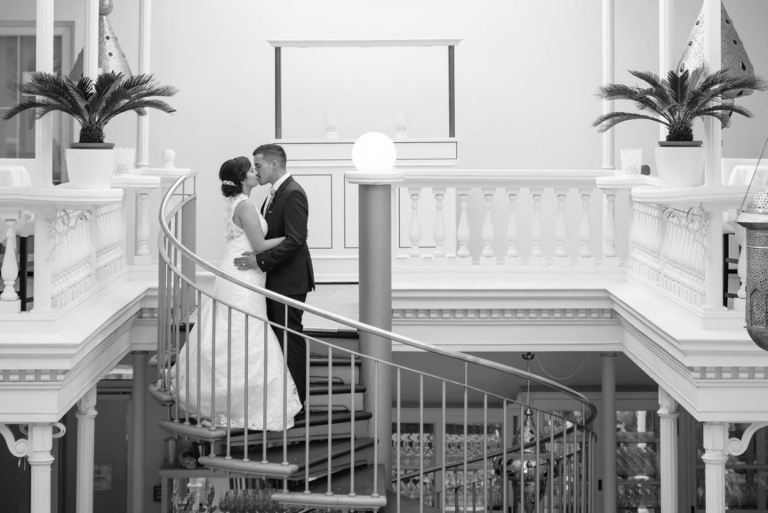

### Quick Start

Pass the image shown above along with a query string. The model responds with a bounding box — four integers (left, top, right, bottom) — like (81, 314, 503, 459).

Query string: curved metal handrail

(158, 174, 598, 425)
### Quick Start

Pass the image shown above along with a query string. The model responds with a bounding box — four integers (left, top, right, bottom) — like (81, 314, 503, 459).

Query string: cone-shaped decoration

(70, 0, 131, 80)
(677, 2, 754, 98)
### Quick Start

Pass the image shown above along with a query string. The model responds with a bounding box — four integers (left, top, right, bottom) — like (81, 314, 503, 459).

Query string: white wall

(4, 0, 768, 264)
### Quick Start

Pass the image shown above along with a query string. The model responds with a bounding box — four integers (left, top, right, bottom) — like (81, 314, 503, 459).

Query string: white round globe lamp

(349, 132, 403, 184)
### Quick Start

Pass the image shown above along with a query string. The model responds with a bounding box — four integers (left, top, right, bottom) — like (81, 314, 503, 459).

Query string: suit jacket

(256, 176, 315, 295)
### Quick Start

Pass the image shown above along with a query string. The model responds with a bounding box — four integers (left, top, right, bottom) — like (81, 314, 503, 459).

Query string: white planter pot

(65, 147, 116, 189)
(654, 144, 705, 189)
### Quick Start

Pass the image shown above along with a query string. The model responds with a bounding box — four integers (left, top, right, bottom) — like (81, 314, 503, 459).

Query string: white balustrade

(396, 169, 616, 269)
(0, 186, 125, 313)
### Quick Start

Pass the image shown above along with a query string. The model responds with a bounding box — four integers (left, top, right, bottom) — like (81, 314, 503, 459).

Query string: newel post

(347, 133, 402, 488)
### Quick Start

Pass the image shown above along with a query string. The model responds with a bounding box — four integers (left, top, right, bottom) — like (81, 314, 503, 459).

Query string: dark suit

(257, 175, 315, 405)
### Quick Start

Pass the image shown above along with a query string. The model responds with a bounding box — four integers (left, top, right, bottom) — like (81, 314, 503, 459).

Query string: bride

(171, 156, 303, 430)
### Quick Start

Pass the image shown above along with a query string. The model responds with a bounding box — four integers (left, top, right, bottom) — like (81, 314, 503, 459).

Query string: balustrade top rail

(401, 169, 613, 187)
(159, 174, 598, 425)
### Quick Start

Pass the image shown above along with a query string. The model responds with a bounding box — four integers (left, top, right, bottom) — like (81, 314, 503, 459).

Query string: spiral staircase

(150, 175, 598, 512)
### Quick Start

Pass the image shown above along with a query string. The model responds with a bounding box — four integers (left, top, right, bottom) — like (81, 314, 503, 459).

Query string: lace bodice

(224, 194, 248, 242)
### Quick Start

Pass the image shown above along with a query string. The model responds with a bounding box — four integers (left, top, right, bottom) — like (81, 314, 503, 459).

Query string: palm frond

(101, 99, 177, 124)
(629, 70, 663, 89)
(592, 112, 669, 133)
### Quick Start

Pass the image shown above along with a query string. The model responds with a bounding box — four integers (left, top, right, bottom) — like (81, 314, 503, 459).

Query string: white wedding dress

(171, 194, 302, 430)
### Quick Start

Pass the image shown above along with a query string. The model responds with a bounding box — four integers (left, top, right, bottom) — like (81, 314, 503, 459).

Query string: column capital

(77, 387, 98, 418)
(600, 351, 618, 358)
(658, 387, 678, 415)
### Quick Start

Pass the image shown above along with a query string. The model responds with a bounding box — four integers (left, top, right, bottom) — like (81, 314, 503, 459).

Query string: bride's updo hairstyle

(219, 156, 251, 197)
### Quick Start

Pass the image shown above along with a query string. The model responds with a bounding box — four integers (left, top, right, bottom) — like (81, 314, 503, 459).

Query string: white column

(135, 192, 152, 265)
(84, 0, 99, 77)
(601, 0, 615, 170)
(0, 215, 20, 311)
(35, 0, 54, 186)
(703, 0, 722, 186)
(129, 353, 148, 513)
(705, 210, 725, 310)
(479, 188, 496, 266)
(659, 0, 673, 141)
(76, 387, 98, 513)
(658, 388, 679, 513)
(702, 422, 729, 513)
(601, 352, 617, 513)
(32, 211, 52, 312)
(136, 0, 152, 168)
(28, 424, 55, 513)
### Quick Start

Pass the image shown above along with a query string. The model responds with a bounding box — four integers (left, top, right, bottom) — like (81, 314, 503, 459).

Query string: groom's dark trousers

(266, 293, 307, 405)
(257, 175, 315, 408)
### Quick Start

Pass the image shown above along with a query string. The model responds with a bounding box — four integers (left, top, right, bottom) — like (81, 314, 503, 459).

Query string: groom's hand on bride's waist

(234, 251, 258, 270)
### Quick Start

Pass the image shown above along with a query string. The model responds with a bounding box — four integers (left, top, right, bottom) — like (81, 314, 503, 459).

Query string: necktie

(263, 188, 276, 215)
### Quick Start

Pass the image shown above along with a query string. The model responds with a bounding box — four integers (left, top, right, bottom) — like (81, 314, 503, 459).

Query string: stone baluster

(554, 188, 570, 266)
(504, 188, 521, 266)
(603, 191, 618, 266)
(0, 213, 20, 313)
(135, 192, 152, 265)
(432, 188, 447, 264)
(456, 188, 471, 266)
(529, 188, 545, 266)
(578, 188, 595, 266)
(479, 188, 496, 266)
(408, 188, 422, 264)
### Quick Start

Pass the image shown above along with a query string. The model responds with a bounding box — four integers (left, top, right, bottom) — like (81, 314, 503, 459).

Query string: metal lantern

(736, 153, 768, 350)
(70, 0, 132, 80)
(678, 2, 754, 82)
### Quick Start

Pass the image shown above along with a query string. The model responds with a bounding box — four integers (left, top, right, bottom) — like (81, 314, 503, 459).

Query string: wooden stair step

(273, 464, 387, 510)
(229, 410, 373, 447)
(382, 490, 442, 513)
(308, 382, 365, 411)
(199, 438, 375, 480)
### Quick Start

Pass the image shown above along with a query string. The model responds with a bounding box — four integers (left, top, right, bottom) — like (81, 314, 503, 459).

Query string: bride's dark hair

(219, 156, 252, 197)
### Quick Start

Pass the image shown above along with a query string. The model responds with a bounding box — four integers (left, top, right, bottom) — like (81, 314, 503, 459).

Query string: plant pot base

(654, 143, 705, 189)
(65, 148, 117, 189)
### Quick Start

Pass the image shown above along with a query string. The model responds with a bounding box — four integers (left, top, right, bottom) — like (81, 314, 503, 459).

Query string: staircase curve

(150, 174, 599, 513)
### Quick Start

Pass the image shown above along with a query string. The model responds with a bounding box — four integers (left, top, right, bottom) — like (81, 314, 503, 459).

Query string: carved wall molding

(0, 369, 68, 383)
(392, 307, 615, 322)
(689, 367, 768, 380)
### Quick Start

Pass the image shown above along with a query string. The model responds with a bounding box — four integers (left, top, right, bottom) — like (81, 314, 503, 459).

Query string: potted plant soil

(3, 71, 177, 189)
(593, 66, 766, 188)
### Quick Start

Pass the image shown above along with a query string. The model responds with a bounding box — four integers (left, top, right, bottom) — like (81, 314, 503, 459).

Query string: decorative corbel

(727, 421, 768, 456)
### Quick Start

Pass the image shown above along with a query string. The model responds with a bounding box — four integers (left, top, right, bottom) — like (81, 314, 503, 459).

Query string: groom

(234, 143, 314, 408)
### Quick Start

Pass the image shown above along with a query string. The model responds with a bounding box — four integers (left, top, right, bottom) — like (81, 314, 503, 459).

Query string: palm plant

(593, 66, 767, 142)
(3, 71, 178, 144)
